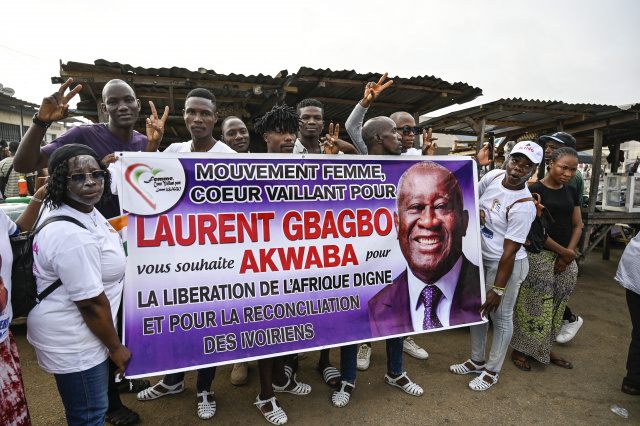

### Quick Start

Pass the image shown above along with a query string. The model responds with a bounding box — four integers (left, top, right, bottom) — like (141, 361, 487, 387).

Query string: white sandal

(255, 395, 287, 425)
(197, 390, 216, 419)
(450, 359, 486, 375)
(384, 372, 423, 396)
(332, 381, 355, 407)
(137, 379, 185, 401)
(272, 374, 311, 395)
(469, 371, 499, 391)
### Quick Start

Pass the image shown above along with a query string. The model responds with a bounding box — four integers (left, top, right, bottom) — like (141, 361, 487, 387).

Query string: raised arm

(15, 78, 82, 172)
(320, 123, 358, 155)
(360, 73, 393, 108)
(421, 128, 438, 155)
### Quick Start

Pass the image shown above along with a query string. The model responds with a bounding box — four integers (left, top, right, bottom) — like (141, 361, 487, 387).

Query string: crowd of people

(0, 72, 630, 426)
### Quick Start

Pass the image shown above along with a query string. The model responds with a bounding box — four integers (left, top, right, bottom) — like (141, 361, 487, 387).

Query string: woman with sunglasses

(26, 144, 130, 426)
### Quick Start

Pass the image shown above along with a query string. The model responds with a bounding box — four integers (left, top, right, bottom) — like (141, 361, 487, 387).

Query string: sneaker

(356, 344, 371, 371)
(403, 337, 428, 360)
(231, 362, 248, 386)
(556, 315, 584, 343)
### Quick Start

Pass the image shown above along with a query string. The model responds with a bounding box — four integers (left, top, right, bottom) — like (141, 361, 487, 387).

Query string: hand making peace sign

(36, 78, 82, 123)
(361, 72, 393, 108)
(146, 101, 170, 145)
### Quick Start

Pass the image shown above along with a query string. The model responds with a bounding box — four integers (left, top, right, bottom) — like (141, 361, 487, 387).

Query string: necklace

(87, 209, 97, 227)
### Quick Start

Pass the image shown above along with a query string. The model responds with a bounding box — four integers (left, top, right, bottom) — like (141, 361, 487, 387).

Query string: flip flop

(318, 365, 342, 389)
(511, 353, 531, 371)
(550, 356, 573, 369)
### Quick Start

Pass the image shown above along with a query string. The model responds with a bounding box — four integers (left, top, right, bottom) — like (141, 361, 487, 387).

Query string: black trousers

(623, 289, 640, 389)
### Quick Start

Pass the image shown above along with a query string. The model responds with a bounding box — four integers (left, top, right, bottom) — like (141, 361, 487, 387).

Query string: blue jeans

(165, 367, 217, 392)
(340, 337, 404, 384)
(54, 358, 109, 426)
(470, 257, 529, 373)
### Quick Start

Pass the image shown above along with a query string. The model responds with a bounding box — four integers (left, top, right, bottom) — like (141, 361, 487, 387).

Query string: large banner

(119, 153, 485, 377)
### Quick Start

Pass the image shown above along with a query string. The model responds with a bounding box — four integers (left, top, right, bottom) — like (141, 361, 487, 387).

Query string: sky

(1, 0, 639, 117)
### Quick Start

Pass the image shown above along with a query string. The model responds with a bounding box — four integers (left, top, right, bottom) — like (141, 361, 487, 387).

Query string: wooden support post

(169, 86, 175, 113)
(603, 229, 611, 260)
(556, 119, 564, 132)
(588, 129, 604, 212)
(413, 112, 420, 150)
(475, 117, 486, 154)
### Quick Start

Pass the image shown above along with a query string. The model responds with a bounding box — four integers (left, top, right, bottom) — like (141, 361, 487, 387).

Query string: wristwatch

(492, 287, 504, 296)
(32, 112, 51, 129)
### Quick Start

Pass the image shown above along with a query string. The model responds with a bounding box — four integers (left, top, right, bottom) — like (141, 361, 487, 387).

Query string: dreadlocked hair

(44, 158, 112, 210)
(254, 103, 301, 136)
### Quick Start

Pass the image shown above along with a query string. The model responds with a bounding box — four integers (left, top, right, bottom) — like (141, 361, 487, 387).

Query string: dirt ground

(12, 245, 639, 425)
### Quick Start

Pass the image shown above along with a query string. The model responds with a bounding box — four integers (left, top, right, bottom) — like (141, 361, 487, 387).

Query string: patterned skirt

(511, 249, 578, 363)
(0, 332, 31, 426)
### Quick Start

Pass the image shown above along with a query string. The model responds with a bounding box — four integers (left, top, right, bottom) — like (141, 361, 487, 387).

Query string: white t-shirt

(0, 211, 17, 343)
(478, 169, 536, 261)
(27, 204, 126, 374)
(164, 140, 236, 153)
(401, 147, 422, 156)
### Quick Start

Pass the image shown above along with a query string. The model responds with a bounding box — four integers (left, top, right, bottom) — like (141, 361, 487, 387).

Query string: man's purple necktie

(420, 285, 443, 330)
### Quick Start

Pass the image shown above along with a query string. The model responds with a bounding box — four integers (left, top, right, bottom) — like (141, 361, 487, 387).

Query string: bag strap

(505, 197, 535, 221)
(32, 216, 88, 303)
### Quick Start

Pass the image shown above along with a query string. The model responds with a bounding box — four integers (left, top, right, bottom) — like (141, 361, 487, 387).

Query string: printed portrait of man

(368, 161, 482, 337)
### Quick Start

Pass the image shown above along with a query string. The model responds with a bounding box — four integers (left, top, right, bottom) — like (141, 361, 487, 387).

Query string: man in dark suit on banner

(369, 161, 482, 337)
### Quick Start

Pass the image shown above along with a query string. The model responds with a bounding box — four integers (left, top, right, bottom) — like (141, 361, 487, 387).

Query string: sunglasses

(396, 126, 421, 136)
(67, 170, 106, 183)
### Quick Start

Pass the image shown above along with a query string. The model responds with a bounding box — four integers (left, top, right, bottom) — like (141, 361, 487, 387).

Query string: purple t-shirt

(42, 123, 148, 219)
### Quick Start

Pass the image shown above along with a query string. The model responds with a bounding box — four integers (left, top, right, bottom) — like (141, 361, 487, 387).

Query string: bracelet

(492, 287, 504, 296)
(31, 197, 43, 203)
(489, 285, 505, 290)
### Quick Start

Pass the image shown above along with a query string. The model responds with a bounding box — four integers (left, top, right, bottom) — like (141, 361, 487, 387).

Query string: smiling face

(65, 155, 104, 213)
(548, 154, 578, 186)
(264, 128, 296, 153)
(503, 153, 536, 190)
(395, 164, 468, 284)
(222, 118, 250, 152)
(298, 106, 324, 139)
(184, 97, 218, 141)
(101, 81, 141, 129)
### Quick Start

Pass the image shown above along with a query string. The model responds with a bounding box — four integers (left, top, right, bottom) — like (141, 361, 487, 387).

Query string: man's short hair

(389, 111, 413, 124)
(396, 161, 464, 212)
(186, 88, 217, 111)
(8, 141, 19, 155)
(296, 98, 324, 115)
(101, 79, 134, 102)
(221, 116, 242, 134)
(362, 117, 392, 150)
(255, 104, 301, 136)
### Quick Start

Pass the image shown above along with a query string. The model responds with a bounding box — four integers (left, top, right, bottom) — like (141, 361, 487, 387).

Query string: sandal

(273, 374, 311, 395)
(384, 372, 424, 396)
(105, 405, 140, 425)
(197, 391, 216, 420)
(450, 359, 485, 375)
(332, 381, 355, 407)
(117, 378, 151, 393)
(137, 379, 185, 401)
(550, 356, 574, 369)
(511, 353, 531, 371)
(284, 355, 299, 379)
(318, 365, 342, 389)
(255, 395, 287, 425)
(469, 371, 499, 391)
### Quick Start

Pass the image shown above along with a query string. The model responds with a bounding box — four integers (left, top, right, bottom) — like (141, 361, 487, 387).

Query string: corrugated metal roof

(419, 98, 640, 150)
(54, 60, 482, 149)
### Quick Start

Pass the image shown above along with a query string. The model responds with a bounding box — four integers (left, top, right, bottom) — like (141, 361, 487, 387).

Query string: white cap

(510, 141, 543, 164)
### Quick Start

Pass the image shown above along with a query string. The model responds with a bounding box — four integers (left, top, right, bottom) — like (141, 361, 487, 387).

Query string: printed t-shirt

(27, 204, 126, 374)
(478, 169, 537, 261)
(164, 140, 236, 153)
(0, 210, 17, 343)
(528, 181, 579, 248)
(42, 123, 148, 219)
